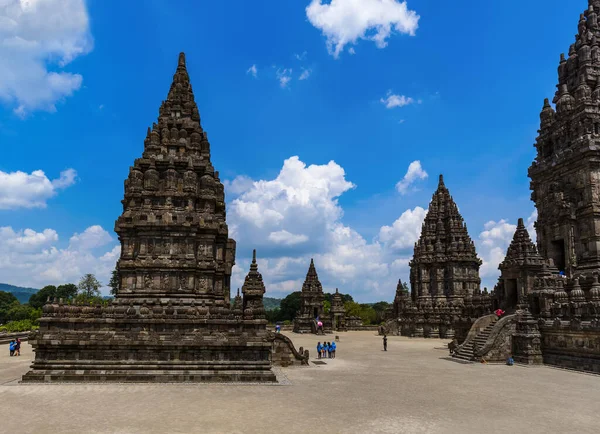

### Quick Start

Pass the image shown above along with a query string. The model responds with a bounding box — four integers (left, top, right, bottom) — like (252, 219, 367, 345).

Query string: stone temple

(22, 53, 276, 382)
(384, 175, 492, 340)
(449, 1, 600, 371)
(293, 259, 328, 333)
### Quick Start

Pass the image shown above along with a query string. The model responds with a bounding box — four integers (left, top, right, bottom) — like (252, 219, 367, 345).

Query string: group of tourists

(316, 341, 336, 359)
(9, 338, 21, 357)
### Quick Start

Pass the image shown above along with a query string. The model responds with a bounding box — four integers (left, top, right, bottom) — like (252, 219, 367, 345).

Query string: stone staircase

(453, 319, 497, 362)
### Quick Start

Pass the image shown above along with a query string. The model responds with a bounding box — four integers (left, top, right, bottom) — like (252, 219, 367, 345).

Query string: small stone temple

(385, 175, 492, 340)
(22, 53, 277, 382)
(330, 288, 347, 331)
(293, 259, 329, 333)
(452, 1, 600, 372)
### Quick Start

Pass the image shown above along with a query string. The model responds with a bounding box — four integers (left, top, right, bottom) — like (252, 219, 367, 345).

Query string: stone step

(453, 353, 474, 361)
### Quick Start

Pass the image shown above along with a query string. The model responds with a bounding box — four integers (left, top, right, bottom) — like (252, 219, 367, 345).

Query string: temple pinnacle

(178, 52, 186, 67)
(517, 217, 525, 228)
(252, 249, 257, 263)
(438, 174, 445, 188)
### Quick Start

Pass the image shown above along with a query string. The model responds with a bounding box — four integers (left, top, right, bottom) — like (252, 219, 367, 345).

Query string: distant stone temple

(452, 1, 600, 372)
(23, 53, 277, 382)
(292, 260, 356, 333)
(330, 288, 347, 331)
(293, 259, 328, 333)
(385, 176, 492, 340)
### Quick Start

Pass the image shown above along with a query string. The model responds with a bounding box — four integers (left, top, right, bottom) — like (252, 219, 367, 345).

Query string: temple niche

(22, 53, 277, 383)
(385, 175, 492, 341)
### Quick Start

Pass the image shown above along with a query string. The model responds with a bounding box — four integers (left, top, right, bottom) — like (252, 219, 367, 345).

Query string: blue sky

(0, 0, 587, 301)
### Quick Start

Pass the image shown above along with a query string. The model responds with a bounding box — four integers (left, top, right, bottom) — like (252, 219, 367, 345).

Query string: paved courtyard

(1, 331, 599, 433)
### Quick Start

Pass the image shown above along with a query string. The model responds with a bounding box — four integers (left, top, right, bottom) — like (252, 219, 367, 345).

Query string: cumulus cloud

(268, 230, 309, 246)
(395, 160, 428, 194)
(246, 64, 258, 78)
(0, 0, 93, 116)
(381, 91, 415, 109)
(0, 168, 78, 209)
(69, 225, 113, 251)
(378, 206, 427, 250)
(306, 0, 420, 58)
(227, 156, 416, 300)
(0, 225, 119, 293)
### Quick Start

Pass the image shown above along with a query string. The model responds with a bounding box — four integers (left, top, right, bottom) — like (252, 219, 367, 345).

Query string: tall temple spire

(529, 1, 600, 275)
(409, 175, 481, 301)
(500, 217, 544, 269)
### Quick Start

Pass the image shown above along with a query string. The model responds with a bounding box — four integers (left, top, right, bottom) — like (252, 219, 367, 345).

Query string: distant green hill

(263, 297, 281, 310)
(0, 283, 39, 304)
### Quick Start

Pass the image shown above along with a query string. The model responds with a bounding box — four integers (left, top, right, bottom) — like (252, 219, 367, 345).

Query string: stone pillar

(512, 310, 543, 365)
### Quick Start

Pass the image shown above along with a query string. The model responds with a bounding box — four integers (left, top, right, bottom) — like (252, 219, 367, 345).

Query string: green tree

(78, 274, 102, 298)
(56, 283, 78, 300)
(279, 291, 302, 321)
(372, 301, 391, 324)
(28, 285, 57, 309)
(108, 265, 119, 296)
(0, 291, 18, 324)
(323, 300, 331, 314)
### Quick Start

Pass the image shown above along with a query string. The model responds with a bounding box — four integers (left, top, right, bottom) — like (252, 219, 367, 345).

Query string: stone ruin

(293, 260, 356, 334)
(22, 53, 278, 382)
(294, 259, 328, 333)
(452, 1, 600, 372)
(384, 175, 492, 341)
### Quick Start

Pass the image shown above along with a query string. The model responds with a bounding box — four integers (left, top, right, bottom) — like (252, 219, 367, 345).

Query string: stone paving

(1, 331, 599, 433)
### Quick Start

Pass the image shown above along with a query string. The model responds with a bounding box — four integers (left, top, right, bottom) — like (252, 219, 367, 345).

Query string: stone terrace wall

(540, 319, 600, 374)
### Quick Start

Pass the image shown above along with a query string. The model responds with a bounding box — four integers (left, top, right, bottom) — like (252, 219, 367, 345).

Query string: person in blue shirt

(330, 341, 337, 358)
(316, 341, 322, 359)
(9, 340, 15, 357)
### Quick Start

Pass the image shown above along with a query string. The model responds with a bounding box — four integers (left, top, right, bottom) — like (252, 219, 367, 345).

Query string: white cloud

(276, 68, 292, 87)
(294, 51, 307, 61)
(224, 175, 255, 197)
(69, 225, 113, 250)
(306, 0, 419, 58)
(378, 206, 427, 250)
(0, 168, 77, 209)
(299, 68, 312, 80)
(246, 64, 258, 78)
(0, 227, 58, 252)
(348, 47, 356, 55)
(228, 155, 416, 300)
(395, 160, 428, 194)
(381, 91, 414, 109)
(0, 225, 119, 293)
(0, 0, 93, 116)
(268, 230, 309, 246)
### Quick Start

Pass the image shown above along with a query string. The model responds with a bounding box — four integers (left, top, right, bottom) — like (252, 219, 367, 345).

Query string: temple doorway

(314, 307, 319, 318)
(550, 239, 566, 272)
(505, 279, 518, 309)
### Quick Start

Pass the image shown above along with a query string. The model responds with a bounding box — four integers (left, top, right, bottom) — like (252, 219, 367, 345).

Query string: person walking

(327, 342, 332, 358)
(15, 338, 21, 356)
(331, 341, 337, 358)
(383, 334, 388, 351)
(9, 340, 15, 357)
(316, 341, 322, 359)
